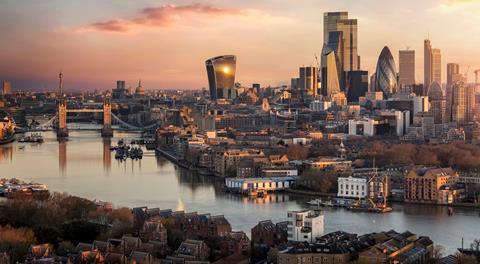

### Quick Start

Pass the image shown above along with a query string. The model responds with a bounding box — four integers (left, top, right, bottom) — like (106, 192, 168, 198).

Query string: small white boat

(307, 198, 323, 206)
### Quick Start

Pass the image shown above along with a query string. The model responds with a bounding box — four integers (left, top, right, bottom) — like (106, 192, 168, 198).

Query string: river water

(1, 130, 479, 253)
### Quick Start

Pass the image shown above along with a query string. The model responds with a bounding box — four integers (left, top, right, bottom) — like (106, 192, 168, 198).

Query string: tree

(0, 225, 36, 263)
(299, 169, 339, 194)
(454, 252, 477, 264)
(284, 144, 309, 161)
(430, 245, 445, 263)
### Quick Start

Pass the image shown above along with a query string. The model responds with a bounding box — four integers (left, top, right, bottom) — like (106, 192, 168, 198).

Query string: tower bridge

(23, 72, 161, 138)
(56, 97, 113, 138)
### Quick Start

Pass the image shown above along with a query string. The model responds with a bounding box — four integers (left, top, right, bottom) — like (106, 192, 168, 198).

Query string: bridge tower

(57, 98, 69, 138)
(56, 72, 68, 138)
(101, 96, 113, 137)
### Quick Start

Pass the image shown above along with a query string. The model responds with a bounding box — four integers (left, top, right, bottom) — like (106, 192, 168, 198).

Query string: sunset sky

(1, 0, 480, 91)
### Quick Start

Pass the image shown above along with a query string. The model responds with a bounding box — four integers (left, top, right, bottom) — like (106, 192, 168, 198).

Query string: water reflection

(0, 144, 13, 162)
(103, 138, 111, 173)
(58, 139, 67, 175)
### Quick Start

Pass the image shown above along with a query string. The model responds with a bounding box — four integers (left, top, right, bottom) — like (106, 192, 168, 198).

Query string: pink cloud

(88, 3, 248, 32)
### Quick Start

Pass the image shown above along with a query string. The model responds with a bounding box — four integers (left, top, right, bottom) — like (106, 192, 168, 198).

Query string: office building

(2, 81, 12, 95)
(323, 12, 360, 90)
(466, 84, 476, 123)
(205, 55, 237, 100)
(424, 39, 432, 93)
(346, 70, 368, 102)
(287, 210, 324, 242)
(112, 80, 127, 100)
(320, 45, 340, 97)
(298, 66, 319, 99)
(399, 50, 415, 87)
(431, 49, 442, 85)
(428, 81, 446, 124)
(447, 63, 460, 88)
(450, 75, 467, 124)
(374, 46, 398, 98)
(424, 39, 441, 95)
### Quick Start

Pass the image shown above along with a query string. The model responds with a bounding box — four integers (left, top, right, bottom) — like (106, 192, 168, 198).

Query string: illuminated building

(299, 66, 318, 98)
(205, 55, 237, 100)
(320, 44, 340, 97)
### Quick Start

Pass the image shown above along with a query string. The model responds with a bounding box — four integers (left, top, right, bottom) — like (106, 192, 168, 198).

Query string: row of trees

(358, 141, 480, 169)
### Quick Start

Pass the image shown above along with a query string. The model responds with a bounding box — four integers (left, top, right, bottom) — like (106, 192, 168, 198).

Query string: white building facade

(287, 210, 324, 242)
(337, 176, 368, 199)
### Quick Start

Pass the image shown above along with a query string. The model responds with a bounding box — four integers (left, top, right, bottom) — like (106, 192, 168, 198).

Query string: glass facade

(205, 55, 236, 100)
(375, 46, 398, 98)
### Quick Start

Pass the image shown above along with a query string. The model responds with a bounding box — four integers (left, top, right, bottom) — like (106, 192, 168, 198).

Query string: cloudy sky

(1, 0, 479, 91)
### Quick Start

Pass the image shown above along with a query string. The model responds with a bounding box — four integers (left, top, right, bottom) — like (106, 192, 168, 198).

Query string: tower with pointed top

(101, 96, 113, 137)
(56, 72, 69, 138)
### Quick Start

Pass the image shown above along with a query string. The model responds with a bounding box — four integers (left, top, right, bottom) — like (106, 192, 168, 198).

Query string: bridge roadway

(66, 109, 104, 113)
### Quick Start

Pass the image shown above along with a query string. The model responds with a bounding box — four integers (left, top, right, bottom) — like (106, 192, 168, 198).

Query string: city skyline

(1, 0, 480, 91)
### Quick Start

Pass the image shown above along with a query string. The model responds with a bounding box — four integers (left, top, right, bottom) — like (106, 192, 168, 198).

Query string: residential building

(251, 220, 288, 248)
(404, 167, 459, 204)
(287, 210, 324, 242)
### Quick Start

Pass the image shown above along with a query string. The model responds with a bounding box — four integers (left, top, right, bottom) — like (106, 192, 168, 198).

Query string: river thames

(1, 130, 479, 253)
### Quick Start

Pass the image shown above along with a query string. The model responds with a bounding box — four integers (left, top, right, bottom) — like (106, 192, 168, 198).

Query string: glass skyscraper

(374, 46, 398, 98)
(205, 55, 236, 100)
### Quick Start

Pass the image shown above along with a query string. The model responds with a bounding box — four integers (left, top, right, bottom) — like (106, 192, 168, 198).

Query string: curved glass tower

(205, 55, 236, 100)
(374, 46, 398, 98)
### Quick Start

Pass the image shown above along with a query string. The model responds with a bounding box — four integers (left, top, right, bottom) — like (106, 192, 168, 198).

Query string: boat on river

(0, 117, 15, 145)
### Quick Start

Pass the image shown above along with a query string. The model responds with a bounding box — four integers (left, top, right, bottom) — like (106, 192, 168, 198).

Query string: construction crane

(474, 69, 480, 85)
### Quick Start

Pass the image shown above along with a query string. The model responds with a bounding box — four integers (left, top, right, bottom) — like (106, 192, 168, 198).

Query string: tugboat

(0, 117, 15, 145)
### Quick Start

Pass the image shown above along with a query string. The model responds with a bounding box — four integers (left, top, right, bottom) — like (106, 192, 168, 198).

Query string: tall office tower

(320, 45, 340, 97)
(323, 12, 360, 89)
(205, 55, 237, 100)
(346, 70, 368, 102)
(431, 49, 442, 85)
(447, 63, 460, 88)
(374, 46, 398, 98)
(466, 84, 476, 123)
(399, 50, 415, 87)
(428, 81, 445, 124)
(299, 66, 319, 98)
(450, 74, 467, 124)
(424, 39, 432, 93)
(2, 81, 12, 95)
(446, 63, 460, 121)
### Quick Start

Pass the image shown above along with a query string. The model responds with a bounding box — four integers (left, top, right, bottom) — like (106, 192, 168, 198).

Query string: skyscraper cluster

(321, 12, 364, 100)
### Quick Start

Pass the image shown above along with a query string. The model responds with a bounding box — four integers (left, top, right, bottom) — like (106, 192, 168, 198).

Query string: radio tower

(58, 72, 63, 97)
